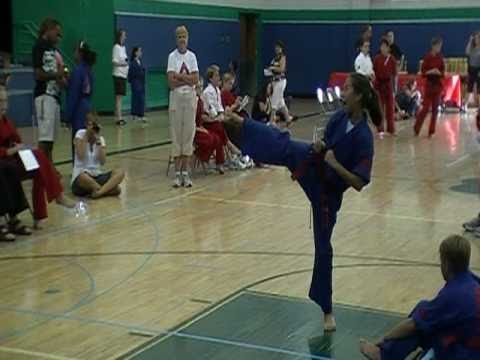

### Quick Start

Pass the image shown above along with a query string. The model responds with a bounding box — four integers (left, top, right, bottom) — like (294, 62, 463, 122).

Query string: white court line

(0, 346, 78, 360)
(153, 187, 208, 206)
(446, 154, 471, 168)
(190, 195, 459, 225)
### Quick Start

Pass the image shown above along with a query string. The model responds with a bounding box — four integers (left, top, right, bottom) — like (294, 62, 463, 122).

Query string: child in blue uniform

(226, 73, 382, 331)
(128, 47, 146, 122)
(66, 41, 96, 159)
(360, 234, 480, 360)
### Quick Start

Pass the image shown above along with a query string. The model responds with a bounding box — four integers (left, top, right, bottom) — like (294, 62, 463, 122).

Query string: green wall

(11, 1, 480, 113)
(12, 0, 115, 112)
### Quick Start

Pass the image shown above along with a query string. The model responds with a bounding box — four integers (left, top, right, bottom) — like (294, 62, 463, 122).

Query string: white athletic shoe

(172, 174, 182, 188)
(183, 173, 193, 188)
(463, 214, 480, 232)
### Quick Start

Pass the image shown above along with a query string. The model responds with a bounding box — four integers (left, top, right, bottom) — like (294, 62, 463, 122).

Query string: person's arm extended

(324, 150, 366, 191)
(379, 319, 417, 343)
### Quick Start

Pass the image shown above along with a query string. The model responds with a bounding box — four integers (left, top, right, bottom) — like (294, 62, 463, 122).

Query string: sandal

(8, 219, 32, 236)
(0, 225, 15, 242)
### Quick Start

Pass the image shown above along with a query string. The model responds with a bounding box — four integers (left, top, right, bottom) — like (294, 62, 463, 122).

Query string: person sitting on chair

(0, 86, 75, 228)
(396, 79, 421, 119)
(194, 78, 225, 174)
(0, 160, 32, 241)
(71, 113, 125, 198)
(360, 234, 480, 360)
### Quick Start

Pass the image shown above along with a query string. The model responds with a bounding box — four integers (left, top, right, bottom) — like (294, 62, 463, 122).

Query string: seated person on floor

(360, 234, 480, 360)
(0, 160, 32, 241)
(194, 78, 225, 174)
(396, 79, 421, 119)
(203, 66, 250, 170)
(251, 81, 275, 124)
(0, 86, 75, 228)
(71, 113, 125, 198)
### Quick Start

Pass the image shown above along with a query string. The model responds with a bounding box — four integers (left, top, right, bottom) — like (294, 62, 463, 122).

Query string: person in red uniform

(194, 79, 225, 174)
(0, 86, 74, 227)
(414, 37, 445, 137)
(373, 38, 397, 136)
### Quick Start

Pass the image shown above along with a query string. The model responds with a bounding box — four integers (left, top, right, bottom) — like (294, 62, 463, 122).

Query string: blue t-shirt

(412, 271, 480, 359)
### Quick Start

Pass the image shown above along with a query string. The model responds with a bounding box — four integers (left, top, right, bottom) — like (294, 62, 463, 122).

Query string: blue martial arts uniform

(240, 109, 374, 314)
(128, 58, 146, 118)
(66, 61, 93, 158)
(380, 271, 480, 360)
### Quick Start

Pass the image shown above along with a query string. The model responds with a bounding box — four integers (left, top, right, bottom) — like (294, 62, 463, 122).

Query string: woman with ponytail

(225, 72, 380, 332)
(67, 41, 96, 160)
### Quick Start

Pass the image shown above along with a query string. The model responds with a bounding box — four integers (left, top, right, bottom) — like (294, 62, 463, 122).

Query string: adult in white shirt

(167, 25, 199, 188)
(71, 115, 125, 198)
(112, 29, 129, 126)
(354, 40, 374, 80)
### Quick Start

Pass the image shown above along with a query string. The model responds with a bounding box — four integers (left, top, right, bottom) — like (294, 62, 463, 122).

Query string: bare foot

(324, 313, 336, 332)
(55, 194, 76, 208)
(90, 190, 102, 199)
(359, 339, 381, 360)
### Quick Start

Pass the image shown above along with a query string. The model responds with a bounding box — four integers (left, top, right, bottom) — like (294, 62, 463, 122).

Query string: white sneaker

(172, 174, 182, 188)
(183, 172, 193, 188)
(463, 214, 480, 232)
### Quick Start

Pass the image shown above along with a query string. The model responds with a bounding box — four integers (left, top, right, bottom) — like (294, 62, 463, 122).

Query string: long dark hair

(78, 41, 96, 66)
(257, 81, 272, 101)
(349, 73, 382, 127)
(131, 47, 141, 60)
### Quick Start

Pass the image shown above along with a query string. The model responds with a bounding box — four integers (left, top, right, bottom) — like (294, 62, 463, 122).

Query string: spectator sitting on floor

(251, 81, 275, 124)
(396, 79, 421, 119)
(360, 234, 480, 360)
(71, 113, 125, 198)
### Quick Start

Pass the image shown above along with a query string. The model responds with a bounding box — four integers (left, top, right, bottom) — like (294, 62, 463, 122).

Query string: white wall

(158, 0, 480, 10)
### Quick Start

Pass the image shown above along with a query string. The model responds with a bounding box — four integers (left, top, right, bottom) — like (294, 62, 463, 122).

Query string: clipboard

(18, 149, 40, 171)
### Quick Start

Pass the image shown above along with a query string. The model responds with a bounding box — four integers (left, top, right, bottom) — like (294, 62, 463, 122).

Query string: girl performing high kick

(226, 73, 381, 331)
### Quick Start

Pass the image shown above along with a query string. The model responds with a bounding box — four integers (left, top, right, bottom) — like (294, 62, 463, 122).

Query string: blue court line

(0, 256, 97, 341)
(0, 305, 331, 360)
(0, 208, 160, 342)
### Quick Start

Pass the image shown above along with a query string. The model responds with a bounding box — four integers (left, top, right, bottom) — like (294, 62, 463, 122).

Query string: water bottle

(74, 201, 89, 218)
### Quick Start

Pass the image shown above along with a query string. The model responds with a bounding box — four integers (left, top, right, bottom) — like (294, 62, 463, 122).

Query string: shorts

(35, 94, 60, 142)
(71, 171, 112, 197)
(113, 76, 127, 96)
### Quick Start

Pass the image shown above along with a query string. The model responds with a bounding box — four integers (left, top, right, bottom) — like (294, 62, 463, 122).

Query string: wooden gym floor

(1, 100, 479, 359)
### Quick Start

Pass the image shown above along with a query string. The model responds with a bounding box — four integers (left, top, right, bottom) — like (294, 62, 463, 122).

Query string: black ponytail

(349, 72, 382, 127)
(78, 41, 97, 67)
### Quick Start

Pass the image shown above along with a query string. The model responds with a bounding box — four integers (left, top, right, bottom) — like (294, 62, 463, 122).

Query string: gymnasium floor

(1, 100, 479, 359)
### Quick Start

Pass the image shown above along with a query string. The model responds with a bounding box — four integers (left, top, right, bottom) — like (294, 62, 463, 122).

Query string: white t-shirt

(354, 52, 374, 77)
(203, 83, 224, 118)
(112, 44, 128, 78)
(72, 129, 106, 184)
(167, 49, 198, 93)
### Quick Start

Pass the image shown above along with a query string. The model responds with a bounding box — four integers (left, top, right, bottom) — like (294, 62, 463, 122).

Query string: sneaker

(463, 214, 480, 232)
(183, 172, 193, 188)
(172, 174, 182, 188)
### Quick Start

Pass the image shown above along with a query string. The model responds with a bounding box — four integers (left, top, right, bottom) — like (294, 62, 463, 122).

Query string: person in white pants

(269, 41, 294, 126)
(167, 26, 199, 188)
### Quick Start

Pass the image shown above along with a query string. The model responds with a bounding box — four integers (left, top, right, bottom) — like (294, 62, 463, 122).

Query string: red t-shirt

(221, 90, 236, 108)
(0, 116, 22, 158)
(421, 52, 445, 93)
